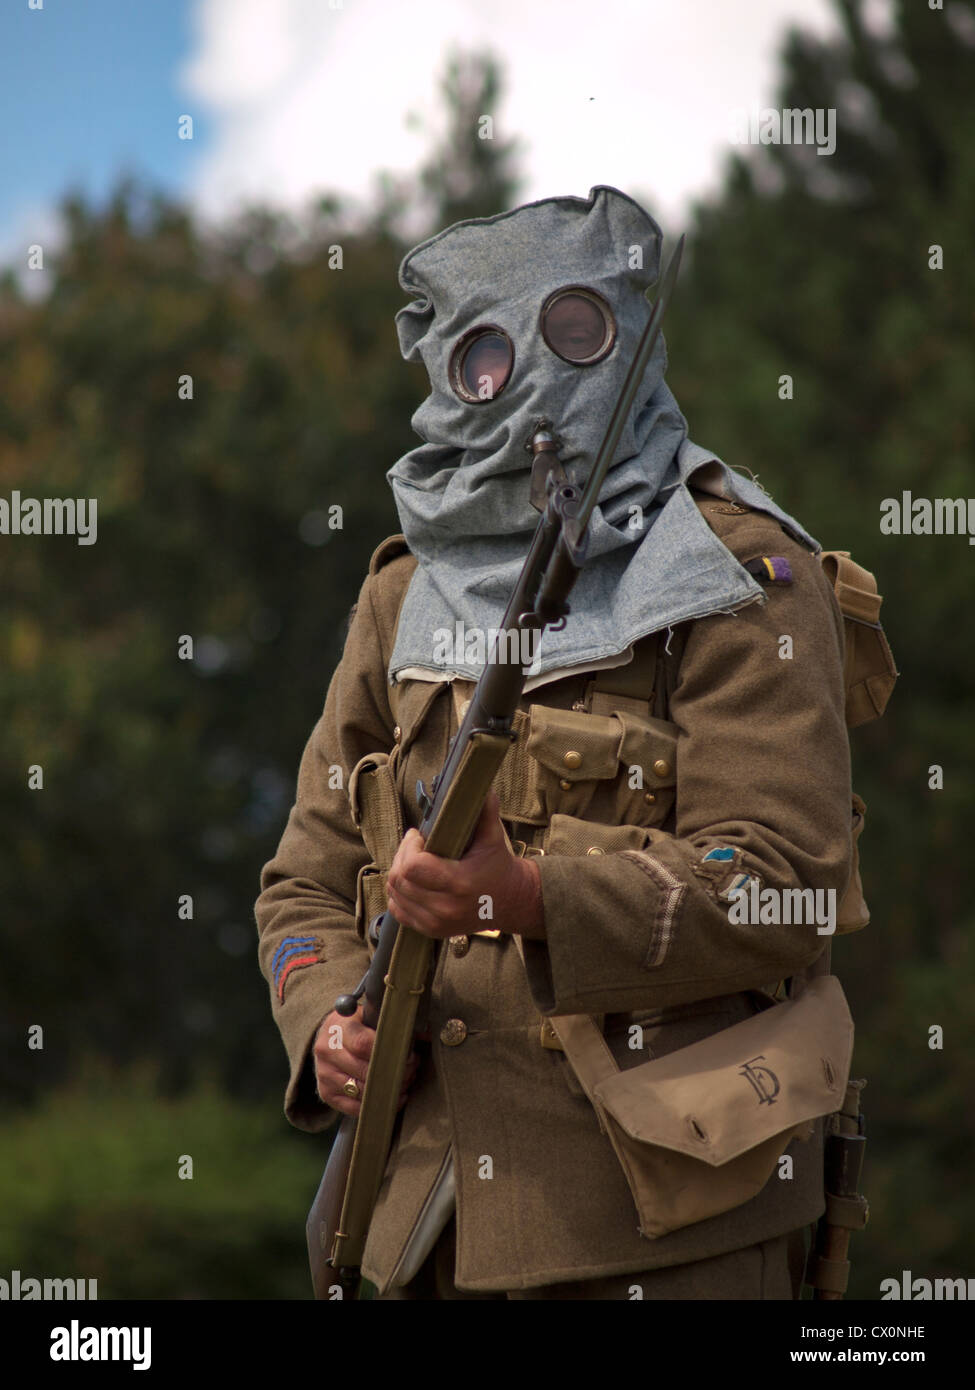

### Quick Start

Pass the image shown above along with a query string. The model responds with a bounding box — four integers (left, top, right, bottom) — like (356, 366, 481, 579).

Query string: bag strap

(818, 550, 898, 728)
(513, 935, 616, 1124)
(818, 551, 881, 626)
(587, 636, 659, 719)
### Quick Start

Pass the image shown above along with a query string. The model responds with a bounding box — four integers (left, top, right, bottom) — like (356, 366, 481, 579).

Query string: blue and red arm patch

(271, 935, 321, 1002)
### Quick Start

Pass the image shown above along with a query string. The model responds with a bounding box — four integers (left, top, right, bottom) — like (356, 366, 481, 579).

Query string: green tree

(665, 0, 975, 1292)
(0, 52, 524, 1119)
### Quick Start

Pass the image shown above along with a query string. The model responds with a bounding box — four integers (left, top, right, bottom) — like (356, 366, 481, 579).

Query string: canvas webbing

(588, 634, 659, 719)
(513, 935, 617, 1129)
(819, 551, 882, 626)
(349, 754, 404, 877)
(818, 552, 897, 728)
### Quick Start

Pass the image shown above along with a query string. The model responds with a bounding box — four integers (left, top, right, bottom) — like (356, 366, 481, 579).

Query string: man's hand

(386, 791, 544, 939)
(313, 1006, 418, 1116)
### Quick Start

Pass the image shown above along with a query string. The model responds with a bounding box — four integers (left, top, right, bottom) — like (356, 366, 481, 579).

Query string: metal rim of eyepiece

(448, 324, 515, 403)
(539, 285, 617, 366)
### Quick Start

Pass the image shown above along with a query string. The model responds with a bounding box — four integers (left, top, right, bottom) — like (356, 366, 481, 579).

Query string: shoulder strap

(819, 551, 881, 625)
(588, 636, 660, 719)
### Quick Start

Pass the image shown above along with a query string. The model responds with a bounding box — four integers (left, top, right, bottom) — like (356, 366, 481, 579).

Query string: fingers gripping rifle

(308, 237, 685, 1299)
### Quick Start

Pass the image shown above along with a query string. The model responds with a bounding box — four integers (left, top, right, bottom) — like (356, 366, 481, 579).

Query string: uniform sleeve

(521, 521, 853, 1016)
(255, 567, 397, 1132)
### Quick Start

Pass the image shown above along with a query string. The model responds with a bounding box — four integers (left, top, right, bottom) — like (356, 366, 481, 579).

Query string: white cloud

(178, 0, 842, 235)
(0, 199, 68, 298)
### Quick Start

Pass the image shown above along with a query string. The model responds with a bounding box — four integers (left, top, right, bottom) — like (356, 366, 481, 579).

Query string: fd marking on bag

(738, 1055, 781, 1105)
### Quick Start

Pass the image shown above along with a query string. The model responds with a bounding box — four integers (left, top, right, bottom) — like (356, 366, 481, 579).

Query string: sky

(0, 0, 876, 268)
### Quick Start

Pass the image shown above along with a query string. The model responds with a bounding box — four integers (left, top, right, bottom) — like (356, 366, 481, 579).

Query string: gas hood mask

(386, 185, 819, 686)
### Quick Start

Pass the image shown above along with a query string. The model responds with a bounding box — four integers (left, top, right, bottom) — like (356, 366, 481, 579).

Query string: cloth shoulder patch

(271, 935, 321, 1002)
(694, 845, 764, 905)
(744, 555, 793, 585)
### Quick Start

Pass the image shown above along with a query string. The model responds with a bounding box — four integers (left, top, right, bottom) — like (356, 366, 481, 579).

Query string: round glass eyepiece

(448, 326, 514, 402)
(540, 287, 616, 366)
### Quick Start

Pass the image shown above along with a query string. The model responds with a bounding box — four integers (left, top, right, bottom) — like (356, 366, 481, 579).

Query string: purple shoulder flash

(743, 555, 794, 585)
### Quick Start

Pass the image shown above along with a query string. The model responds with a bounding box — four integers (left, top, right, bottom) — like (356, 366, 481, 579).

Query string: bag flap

(616, 710, 677, 788)
(526, 705, 620, 781)
(592, 975, 853, 1166)
(524, 704, 678, 789)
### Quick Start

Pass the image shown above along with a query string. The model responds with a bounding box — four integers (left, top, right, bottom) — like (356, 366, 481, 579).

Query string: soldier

(256, 186, 864, 1299)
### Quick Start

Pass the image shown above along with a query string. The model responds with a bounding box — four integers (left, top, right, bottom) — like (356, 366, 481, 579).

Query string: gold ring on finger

(342, 1077, 361, 1100)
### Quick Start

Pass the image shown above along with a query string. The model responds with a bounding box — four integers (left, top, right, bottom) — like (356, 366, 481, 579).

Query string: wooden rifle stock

(307, 1114, 356, 1299)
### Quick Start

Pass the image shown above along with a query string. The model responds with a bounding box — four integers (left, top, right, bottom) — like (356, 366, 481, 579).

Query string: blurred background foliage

(1, 1, 972, 1296)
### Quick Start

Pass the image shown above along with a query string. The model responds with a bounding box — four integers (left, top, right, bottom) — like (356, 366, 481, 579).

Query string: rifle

(307, 236, 685, 1299)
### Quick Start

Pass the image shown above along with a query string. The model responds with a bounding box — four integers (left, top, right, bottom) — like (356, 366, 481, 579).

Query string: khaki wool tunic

(255, 490, 855, 1294)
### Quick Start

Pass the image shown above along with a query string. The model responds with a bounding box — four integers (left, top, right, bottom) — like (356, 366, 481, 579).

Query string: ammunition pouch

(495, 703, 677, 831)
(348, 750, 403, 951)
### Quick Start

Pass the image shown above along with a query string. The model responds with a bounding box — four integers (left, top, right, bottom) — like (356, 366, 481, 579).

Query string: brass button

(440, 1018, 468, 1046)
(563, 750, 582, 770)
(449, 935, 470, 958)
(559, 778, 572, 791)
(393, 725, 401, 740)
(653, 758, 671, 778)
(644, 791, 656, 805)
(586, 846, 606, 856)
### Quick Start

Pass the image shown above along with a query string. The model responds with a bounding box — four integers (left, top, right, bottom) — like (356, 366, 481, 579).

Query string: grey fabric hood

(386, 185, 819, 685)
